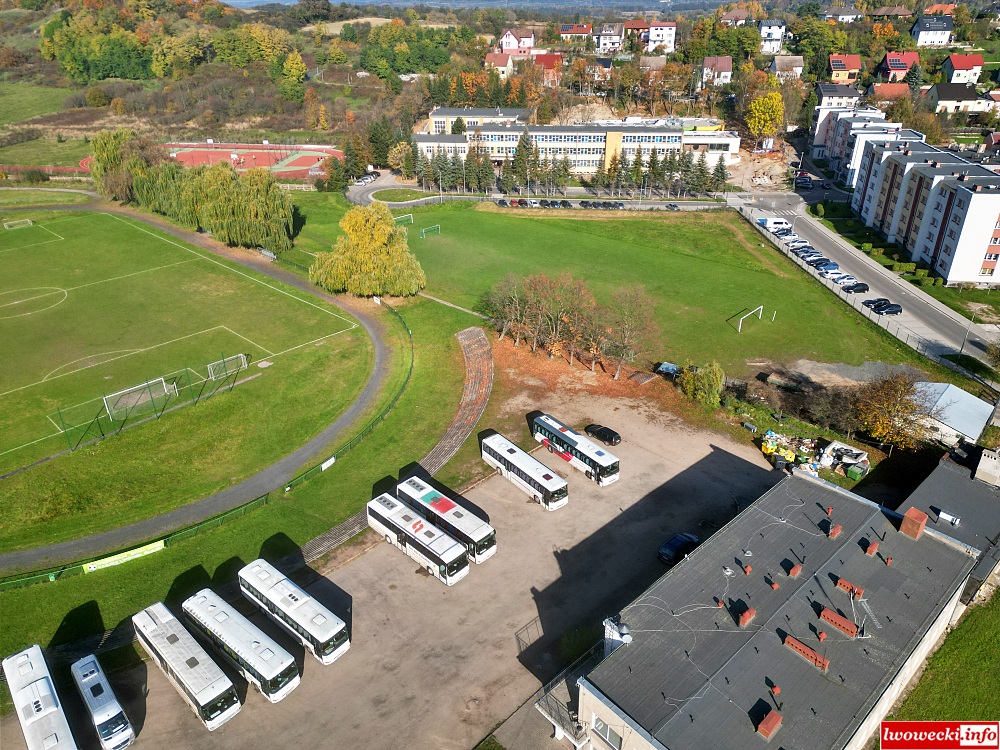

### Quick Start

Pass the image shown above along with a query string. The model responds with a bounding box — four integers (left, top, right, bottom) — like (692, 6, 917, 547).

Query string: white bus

(70, 655, 135, 750)
(366, 493, 470, 585)
(1, 645, 78, 750)
(481, 433, 569, 510)
(132, 603, 241, 731)
(182, 588, 301, 703)
(396, 476, 497, 563)
(531, 413, 620, 486)
(238, 559, 351, 666)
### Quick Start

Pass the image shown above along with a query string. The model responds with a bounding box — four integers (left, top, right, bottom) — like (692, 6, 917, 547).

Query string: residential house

(647, 22, 677, 53)
(865, 82, 912, 104)
(758, 19, 786, 54)
(911, 15, 954, 46)
(819, 6, 863, 22)
(870, 5, 914, 16)
(924, 3, 956, 14)
(589, 57, 614, 81)
(498, 28, 534, 53)
(770, 55, 805, 80)
(810, 83, 864, 143)
(829, 53, 862, 83)
(719, 8, 752, 25)
(483, 52, 514, 80)
(927, 83, 993, 113)
(425, 107, 529, 135)
(943, 54, 984, 84)
(915, 382, 993, 444)
(532, 53, 563, 87)
(624, 19, 650, 46)
(558, 23, 591, 42)
(700, 56, 733, 89)
(593, 23, 625, 53)
(877, 51, 921, 81)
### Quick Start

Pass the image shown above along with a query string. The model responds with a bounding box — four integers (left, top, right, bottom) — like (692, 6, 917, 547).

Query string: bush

(919, 277, 935, 287)
(85, 87, 111, 108)
(22, 169, 49, 184)
(914, 268, 929, 278)
(871, 247, 884, 255)
(110, 97, 126, 115)
(892, 262, 916, 273)
(861, 243, 873, 253)
(815, 203, 825, 217)
(935, 277, 944, 285)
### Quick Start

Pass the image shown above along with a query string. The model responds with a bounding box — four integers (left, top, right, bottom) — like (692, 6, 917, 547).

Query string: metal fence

(0, 303, 414, 592)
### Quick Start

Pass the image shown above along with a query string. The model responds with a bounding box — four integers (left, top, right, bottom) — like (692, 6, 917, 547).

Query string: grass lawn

(943, 353, 999, 381)
(0, 295, 476, 709)
(0, 190, 92, 207)
(0, 83, 76, 127)
(0, 210, 373, 551)
(0, 138, 92, 167)
(290, 191, 351, 257)
(917, 282, 1000, 322)
(400, 202, 953, 376)
(892, 594, 1000, 720)
(372, 188, 431, 202)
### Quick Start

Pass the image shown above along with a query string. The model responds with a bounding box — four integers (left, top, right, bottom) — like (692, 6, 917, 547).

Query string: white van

(757, 218, 792, 232)
(70, 655, 135, 750)
(527, 199, 540, 208)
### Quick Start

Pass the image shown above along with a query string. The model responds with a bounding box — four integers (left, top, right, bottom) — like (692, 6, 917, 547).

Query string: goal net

(207, 353, 249, 381)
(3, 219, 33, 230)
(393, 214, 413, 225)
(103, 378, 178, 421)
(420, 224, 441, 238)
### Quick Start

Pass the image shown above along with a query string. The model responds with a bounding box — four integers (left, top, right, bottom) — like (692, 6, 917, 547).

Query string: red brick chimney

(739, 608, 757, 627)
(901, 507, 928, 539)
(758, 709, 782, 741)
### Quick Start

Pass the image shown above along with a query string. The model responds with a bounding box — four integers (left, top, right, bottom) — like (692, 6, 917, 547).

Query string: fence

(0, 303, 414, 591)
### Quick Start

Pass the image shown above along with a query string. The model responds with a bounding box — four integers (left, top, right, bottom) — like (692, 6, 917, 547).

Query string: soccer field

(0, 211, 358, 475)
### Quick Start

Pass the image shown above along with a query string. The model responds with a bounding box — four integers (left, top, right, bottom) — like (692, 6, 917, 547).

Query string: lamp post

(959, 310, 978, 358)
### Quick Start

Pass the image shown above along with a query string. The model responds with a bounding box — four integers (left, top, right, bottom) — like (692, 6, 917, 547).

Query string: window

(982, 267, 995, 276)
(992, 238, 1000, 245)
(986, 254, 999, 261)
(592, 716, 623, 750)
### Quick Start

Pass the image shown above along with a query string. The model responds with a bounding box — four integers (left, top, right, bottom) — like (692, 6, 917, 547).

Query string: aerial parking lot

(1, 393, 779, 750)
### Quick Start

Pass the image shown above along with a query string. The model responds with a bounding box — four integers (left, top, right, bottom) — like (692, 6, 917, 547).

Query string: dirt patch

(967, 301, 1000, 324)
(788, 359, 926, 388)
(551, 102, 616, 125)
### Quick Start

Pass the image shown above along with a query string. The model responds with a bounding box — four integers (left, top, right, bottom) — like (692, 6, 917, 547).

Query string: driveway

(1, 394, 779, 750)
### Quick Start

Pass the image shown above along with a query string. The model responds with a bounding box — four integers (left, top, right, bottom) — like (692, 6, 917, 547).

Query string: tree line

(484, 273, 656, 380)
(91, 129, 294, 253)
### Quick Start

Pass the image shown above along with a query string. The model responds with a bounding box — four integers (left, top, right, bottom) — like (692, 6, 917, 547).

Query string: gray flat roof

(898, 453, 1000, 552)
(429, 107, 528, 118)
(413, 134, 467, 143)
(585, 475, 975, 750)
(916, 381, 994, 440)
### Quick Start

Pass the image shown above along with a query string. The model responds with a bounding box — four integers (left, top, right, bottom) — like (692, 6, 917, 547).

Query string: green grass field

(0, 138, 91, 167)
(400, 203, 941, 375)
(0, 84, 76, 127)
(0, 190, 92, 207)
(0, 210, 372, 551)
(372, 188, 429, 202)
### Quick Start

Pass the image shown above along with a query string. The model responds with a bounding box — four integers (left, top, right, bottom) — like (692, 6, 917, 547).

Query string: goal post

(420, 224, 441, 238)
(393, 213, 413, 225)
(207, 353, 249, 381)
(736, 305, 764, 333)
(103, 377, 178, 421)
(3, 219, 33, 230)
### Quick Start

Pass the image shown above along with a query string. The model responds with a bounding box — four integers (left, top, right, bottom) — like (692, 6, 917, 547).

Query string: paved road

(0, 204, 390, 574)
(0, 393, 779, 750)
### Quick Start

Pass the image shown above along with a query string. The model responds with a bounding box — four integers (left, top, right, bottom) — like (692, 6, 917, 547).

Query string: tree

(340, 23, 356, 43)
(987, 338, 1000, 369)
(317, 105, 330, 131)
(303, 88, 320, 129)
(745, 92, 784, 148)
(451, 116, 466, 134)
(690, 153, 711, 195)
(322, 156, 347, 191)
(711, 158, 728, 192)
(387, 142, 411, 173)
(854, 373, 935, 450)
(904, 63, 922, 93)
(678, 362, 725, 406)
(309, 202, 426, 297)
(800, 89, 818, 129)
(328, 41, 348, 65)
(280, 49, 307, 102)
(606, 285, 655, 379)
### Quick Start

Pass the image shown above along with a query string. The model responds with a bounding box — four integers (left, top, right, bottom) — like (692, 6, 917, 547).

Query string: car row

(496, 198, 575, 208)
(352, 171, 380, 187)
(862, 297, 904, 316)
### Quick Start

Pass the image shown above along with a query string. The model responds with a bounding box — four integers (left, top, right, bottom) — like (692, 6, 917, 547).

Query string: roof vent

(836, 578, 865, 598)
(789, 563, 803, 578)
(757, 709, 783, 741)
(901, 507, 928, 539)
(828, 523, 843, 539)
(820, 606, 859, 638)
(783, 635, 830, 672)
(974, 448, 1000, 486)
(739, 608, 757, 627)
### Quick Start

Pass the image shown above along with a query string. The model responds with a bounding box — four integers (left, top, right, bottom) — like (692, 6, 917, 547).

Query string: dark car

(580, 200, 591, 208)
(876, 303, 903, 315)
(614, 201, 626, 210)
(585, 424, 621, 446)
(496, 199, 508, 207)
(863, 297, 890, 309)
(539, 199, 549, 208)
(807, 257, 831, 267)
(603, 201, 614, 210)
(517, 199, 529, 208)
(822, 181, 833, 189)
(843, 282, 869, 294)
(560, 200, 572, 208)
(658, 533, 700, 564)
(667, 203, 680, 211)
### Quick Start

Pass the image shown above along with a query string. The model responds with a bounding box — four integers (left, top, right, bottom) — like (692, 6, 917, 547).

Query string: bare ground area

(787, 359, 927, 388)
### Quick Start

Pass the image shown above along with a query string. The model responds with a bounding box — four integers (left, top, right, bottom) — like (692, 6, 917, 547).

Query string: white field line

(41, 349, 143, 382)
(268, 328, 355, 359)
(0, 237, 63, 253)
(222, 326, 275, 357)
(105, 214, 358, 329)
(46, 414, 62, 432)
(0, 431, 67, 459)
(63, 259, 198, 293)
(0, 288, 65, 310)
(39, 225, 64, 241)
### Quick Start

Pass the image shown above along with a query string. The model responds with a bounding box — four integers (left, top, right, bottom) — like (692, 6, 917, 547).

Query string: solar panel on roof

(831, 60, 847, 70)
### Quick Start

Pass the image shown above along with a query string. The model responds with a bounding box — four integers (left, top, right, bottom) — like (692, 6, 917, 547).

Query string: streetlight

(437, 170, 443, 204)
(959, 310, 978, 358)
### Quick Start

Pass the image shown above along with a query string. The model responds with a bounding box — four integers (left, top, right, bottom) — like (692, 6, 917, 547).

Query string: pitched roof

(916, 381, 993, 439)
(884, 50, 920, 70)
(532, 53, 562, 71)
(584, 475, 976, 750)
(501, 28, 533, 40)
(820, 6, 862, 16)
(868, 82, 912, 99)
(871, 5, 913, 15)
(759, 18, 786, 25)
(624, 20, 650, 30)
(924, 3, 956, 13)
(703, 55, 733, 72)
(650, 22, 677, 28)
(912, 14, 954, 31)
(829, 53, 863, 71)
(772, 55, 805, 71)
(947, 53, 984, 70)
(559, 23, 591, 35)
(720, 8, 751, 20)
(817, 82, 862, 97)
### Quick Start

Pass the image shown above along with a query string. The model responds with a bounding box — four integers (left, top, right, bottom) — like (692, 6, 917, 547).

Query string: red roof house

(878, 51, 920, 81)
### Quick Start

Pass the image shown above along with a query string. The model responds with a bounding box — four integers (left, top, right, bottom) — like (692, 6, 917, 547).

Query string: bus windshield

(475, 532, 497, 556)
(445, 555, 469, 578)
(97, 711, 130, 739)
(200, 687, 239, 722)
(601, 462, 620, 477)
(548, 486, 568, 503)
(320, 627, 350, 656)
(265, 663, 298, 695)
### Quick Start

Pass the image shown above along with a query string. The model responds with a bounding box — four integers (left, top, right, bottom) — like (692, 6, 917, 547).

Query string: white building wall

(949, 66, 982, 84)
(939, 191, 1000, 283)
(647, 26, 676, 53)
(914, 29, 951, 46)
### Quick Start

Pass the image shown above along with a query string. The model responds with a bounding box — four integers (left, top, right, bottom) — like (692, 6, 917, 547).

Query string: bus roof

(70, 656, 123, 726)
(182, 589, 295, 679)
(132, 603, 233, 702)
(238, 559, 347, 642)
(483, 433, 568, 490)
(533, 413, 619, 467)
(397, 477, 494, 540)
(369, 494, 467, 562)
(2, 645, 78, 750)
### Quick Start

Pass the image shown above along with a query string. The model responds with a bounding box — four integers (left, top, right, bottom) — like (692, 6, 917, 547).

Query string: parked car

(819, 269, 844, 280)
(876, 303, 903, 315)
(658, 533, 700, 564)
(560, 200, 573, 208)
(352, 179, 366, 186)
(667, 203, 681, 211)
(815, 262, 839, 272)
(527, 199, 540, 208)
(786, 239, 810, 248)
(496, 199, 508, 207)
(870, 299, 895, 312)
(863, 297, 890, 309)
(539, 199, 550, 208)
(794, 247, 818, 256)
(780, 233, 800, 243)
(797, 180, 814, 190)
(585, 424, 621, 446)
(580, 200, 592, 208)
(834, 275, 858, 286)
(806, 257, 831, 267)
(843, 283, 869, 294)
(370, 170, 381, 178)
(822, 181, 832, 189)
(517, 199, 529, 208)
(614, 202, 626, 210)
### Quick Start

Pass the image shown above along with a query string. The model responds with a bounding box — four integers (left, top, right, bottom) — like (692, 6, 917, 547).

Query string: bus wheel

(547, 444, 553, 453)
(586, 471, 593, 480)
(386, 535, 392, 545)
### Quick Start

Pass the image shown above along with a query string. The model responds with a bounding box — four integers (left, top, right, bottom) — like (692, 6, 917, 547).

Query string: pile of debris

(761, 431, 817, 469)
